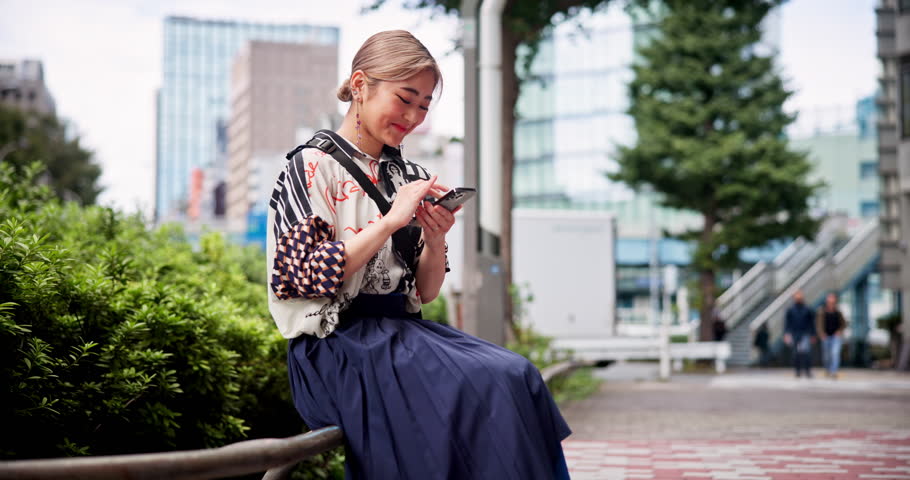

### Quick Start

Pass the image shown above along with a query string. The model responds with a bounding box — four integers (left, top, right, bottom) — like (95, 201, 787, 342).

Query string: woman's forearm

(340, 218, 398, 282)
(416, 239, 447, 303)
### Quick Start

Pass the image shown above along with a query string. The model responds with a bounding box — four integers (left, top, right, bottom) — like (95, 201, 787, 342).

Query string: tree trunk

(698, 214, 718, 342)
(501, 22, 522, 337)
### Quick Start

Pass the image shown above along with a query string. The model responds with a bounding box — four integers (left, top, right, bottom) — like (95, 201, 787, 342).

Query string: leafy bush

(0, 163, 332, 469)
(422, 294, 448, 325)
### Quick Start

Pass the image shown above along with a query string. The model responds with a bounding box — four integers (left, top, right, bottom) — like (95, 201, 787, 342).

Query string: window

(860, 201, 880, 218)
(860, 161, 878, 178)
(901, 56, 910, 137)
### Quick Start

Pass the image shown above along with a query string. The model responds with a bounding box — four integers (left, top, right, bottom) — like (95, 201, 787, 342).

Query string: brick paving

(560, 366, 910, 479)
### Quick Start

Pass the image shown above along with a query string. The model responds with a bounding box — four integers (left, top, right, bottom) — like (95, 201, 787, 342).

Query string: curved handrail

(0, 427, 344, 480)
(833, 219, 879, 265)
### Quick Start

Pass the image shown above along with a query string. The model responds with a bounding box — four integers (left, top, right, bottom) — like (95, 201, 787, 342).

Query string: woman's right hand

(383, 176, 439, 230)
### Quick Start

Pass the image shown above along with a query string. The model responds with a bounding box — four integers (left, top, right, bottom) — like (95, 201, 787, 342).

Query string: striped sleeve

(269, 150, 346, 299)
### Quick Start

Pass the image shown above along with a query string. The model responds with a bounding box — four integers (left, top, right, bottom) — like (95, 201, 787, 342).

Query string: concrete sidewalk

(560, 364, 910, 479)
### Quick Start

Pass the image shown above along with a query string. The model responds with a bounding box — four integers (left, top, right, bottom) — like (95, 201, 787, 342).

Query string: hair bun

(337, 78, 353, 102)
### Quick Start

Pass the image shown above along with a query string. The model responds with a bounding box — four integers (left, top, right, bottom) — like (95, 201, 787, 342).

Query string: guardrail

(749, 220, 880, 339)
(0, 426, 344, 480)
(552, 338, 731, 374)
(716, 216, 848, 330)
(0, 358, 607, 480)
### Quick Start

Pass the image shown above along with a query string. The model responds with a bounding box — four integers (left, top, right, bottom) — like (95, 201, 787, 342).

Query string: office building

(156, 16, 339, 221)
(226, 40, 338, 225)
(0, 59, 55, 116)
(876, 0, 910, 368)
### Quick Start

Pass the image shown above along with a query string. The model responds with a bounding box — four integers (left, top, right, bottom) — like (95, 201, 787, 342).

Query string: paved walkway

(560, 365, 910, 479)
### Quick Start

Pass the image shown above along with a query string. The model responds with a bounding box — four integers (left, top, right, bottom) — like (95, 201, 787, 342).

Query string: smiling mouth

(391, 123, 408, 133)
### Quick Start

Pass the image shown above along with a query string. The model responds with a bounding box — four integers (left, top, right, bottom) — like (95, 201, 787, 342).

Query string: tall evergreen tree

(611, 0, 822, 341)
(0, 106, 102, 206)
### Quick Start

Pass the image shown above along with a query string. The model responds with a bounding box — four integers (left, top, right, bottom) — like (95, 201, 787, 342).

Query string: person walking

(784, 290, 817, 378)
(754, 323, 770, 367)
(816, 292, 848, 379)
(266, 31, 571, 479)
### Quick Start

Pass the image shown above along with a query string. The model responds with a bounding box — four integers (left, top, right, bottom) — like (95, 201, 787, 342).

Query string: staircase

(715, 217, 880, 366)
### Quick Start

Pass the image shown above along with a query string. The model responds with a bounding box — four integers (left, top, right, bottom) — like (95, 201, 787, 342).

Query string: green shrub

(0, 163, 320, 465)
(422, 294, 448, 325)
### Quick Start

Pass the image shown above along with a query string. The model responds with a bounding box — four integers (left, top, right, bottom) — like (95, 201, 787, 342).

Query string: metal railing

(0, 358, 598, 480)
(0, 427, 344, 480)
(750, 219, 880, 339)
(716, 216, 847, 329)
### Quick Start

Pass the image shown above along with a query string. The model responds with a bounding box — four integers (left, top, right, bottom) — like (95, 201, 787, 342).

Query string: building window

(901, 0, 910, 13)
(860, 201, 880, 218)
(902, 56, 910, 137)
(860, 161, 878, 178)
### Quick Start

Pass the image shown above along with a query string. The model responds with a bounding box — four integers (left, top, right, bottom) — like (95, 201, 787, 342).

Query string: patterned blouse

(267, 131, 447, 338)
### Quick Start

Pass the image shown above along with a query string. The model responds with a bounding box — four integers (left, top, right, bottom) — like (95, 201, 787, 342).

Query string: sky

(0, 0, 878, 215)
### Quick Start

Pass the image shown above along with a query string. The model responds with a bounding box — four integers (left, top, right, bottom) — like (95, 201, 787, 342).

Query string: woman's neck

(337, 109, 383, 159)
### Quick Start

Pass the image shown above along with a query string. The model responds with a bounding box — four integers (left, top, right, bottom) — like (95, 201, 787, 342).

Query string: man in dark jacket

(784, 290, 817, 378)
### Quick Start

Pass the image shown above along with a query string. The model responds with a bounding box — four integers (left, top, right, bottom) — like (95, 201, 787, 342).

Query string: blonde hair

(337, 30, 443, 102)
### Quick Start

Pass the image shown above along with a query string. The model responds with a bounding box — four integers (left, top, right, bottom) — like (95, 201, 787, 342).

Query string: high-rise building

(791, 96, 880, 220)
(876, 0, 910, 368)
(226, 41, 338, 226)
(155, 16, 339, 221)
(0, 59, 55, 116)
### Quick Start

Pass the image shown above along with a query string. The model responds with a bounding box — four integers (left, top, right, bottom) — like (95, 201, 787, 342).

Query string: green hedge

(0, 163, 342, 474)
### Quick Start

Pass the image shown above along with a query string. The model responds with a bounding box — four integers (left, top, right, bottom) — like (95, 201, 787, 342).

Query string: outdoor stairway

(716, 217, 880, 366)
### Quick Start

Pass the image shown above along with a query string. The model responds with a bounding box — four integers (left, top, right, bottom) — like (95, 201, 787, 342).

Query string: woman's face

(359, 69, 436, 148)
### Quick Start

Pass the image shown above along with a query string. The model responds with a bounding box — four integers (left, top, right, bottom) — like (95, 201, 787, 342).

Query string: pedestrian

(266, 30, 571, 479)
(754, 323, 770, 367)
(784, 290, 817, 378)
(713, 308, 728, 341)
(816, 292, 847, 379)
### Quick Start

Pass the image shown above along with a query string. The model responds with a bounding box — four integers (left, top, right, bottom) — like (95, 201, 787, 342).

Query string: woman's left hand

(415, 201, 457, 248)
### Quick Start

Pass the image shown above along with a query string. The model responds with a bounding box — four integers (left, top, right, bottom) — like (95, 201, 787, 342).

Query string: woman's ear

(350, 70, 369, 102)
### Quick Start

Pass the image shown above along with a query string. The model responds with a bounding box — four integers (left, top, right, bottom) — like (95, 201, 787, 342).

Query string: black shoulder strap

(309, 130, 392, 215)
(288, 130, 420, 270)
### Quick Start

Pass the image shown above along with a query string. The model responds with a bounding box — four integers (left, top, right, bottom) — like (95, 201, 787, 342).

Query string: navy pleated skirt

(287, 294, 572, 479)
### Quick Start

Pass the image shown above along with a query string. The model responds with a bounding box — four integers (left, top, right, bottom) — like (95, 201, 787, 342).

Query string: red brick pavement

(563, 430, 910, 479)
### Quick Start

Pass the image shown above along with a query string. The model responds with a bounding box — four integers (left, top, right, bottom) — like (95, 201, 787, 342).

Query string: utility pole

(460, 0, 506, 345)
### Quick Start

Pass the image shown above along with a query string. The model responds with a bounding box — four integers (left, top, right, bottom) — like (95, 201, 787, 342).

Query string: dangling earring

(354, 91, 363, 149)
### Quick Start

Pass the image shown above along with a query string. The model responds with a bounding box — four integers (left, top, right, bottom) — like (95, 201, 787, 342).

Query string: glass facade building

(156, 16, 339, 220)
(791, 96, 880, 220)
(513, 5, 702, 242)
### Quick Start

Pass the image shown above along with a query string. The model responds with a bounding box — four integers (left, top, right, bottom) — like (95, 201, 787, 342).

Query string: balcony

(899, 14, 910, 53)
(878, 8, 896, 36)
(879, 32, 897, 56)
(879, 122, 899, 151)
(880, 150, 898, 173)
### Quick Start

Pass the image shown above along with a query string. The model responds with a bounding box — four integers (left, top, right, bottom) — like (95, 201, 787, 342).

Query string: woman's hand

(383, 176, 439, 230)
(415, 198, 459, 248)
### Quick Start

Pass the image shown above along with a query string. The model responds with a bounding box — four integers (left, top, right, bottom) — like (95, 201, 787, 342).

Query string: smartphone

(431, 187, 476, 212)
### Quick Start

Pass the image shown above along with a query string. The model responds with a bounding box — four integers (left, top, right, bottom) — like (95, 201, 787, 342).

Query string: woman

(267, 30, 571, 479)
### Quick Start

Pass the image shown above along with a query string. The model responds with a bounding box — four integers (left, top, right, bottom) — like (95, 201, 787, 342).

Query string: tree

(610, 0, 822, 341)
(0, 105, 102, 205)
(368, 0, 616, 330)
